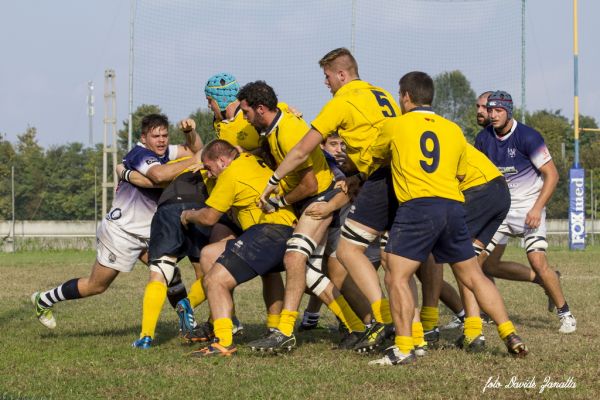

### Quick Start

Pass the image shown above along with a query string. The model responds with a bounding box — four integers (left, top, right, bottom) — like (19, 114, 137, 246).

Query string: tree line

(1, 71, 598, 221)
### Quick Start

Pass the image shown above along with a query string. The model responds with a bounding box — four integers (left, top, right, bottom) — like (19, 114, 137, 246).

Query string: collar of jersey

(335, 79, 368, 97)
(407, 106, 434, 114)
(262, 109, 283, 137)
(493, 119, 518, 141)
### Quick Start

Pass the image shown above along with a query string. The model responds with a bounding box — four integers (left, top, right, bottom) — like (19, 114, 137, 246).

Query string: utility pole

(102, 69, 118, 216)
(87, 81, 95, 145)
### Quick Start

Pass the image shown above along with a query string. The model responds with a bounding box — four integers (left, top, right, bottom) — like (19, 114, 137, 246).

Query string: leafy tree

(43, 143, 100, 220)
(13, 126, 46, 220)
(0, 133, 17, 220)
(187, 108, 217, 144)
(432, 70, 478, 142)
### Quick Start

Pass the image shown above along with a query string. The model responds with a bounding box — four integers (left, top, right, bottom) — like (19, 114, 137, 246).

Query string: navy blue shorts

(149, 202, 211, 261)
(217, 224, 293, 285)
(385, 198, 474, 264)
(463, 176, 511, 246)
(347, 166, 398, 232)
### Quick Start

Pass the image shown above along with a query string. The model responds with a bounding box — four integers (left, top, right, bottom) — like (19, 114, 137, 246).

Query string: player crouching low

(180, 140, 297, 356)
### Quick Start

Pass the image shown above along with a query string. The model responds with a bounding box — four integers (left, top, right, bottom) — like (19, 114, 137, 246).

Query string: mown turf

(1, 247, 598, 399)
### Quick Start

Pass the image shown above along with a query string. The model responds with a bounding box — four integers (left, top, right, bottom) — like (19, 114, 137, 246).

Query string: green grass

(1, 247, 599, 399)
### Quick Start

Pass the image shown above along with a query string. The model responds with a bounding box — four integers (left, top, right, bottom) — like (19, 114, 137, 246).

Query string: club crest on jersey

(107, 208, 122, 221)
(507, 148, 516, 158)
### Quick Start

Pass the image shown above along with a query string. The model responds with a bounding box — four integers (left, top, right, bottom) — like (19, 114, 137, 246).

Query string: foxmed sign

(569, 168, 585, 250)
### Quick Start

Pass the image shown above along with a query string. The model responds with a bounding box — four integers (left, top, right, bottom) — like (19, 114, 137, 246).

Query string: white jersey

(475, 120, 551, 208)
(105, 142, 179, 238)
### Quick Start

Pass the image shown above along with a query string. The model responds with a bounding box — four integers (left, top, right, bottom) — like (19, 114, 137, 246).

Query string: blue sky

(1, 1, 598, 147)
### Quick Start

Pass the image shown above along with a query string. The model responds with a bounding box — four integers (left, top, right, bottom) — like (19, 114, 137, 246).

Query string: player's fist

(179, 119, 196, 133)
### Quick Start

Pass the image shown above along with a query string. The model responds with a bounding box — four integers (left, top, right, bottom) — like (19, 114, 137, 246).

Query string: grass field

(1, 247, 599, 399)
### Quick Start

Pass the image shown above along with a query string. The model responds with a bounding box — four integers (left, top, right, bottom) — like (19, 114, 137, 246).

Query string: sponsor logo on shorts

(108, 252, 117, 264)
(234, 240, 244, 249)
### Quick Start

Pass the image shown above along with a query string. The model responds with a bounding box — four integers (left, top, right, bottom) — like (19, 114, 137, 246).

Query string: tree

(43, 143, 100, 220)
(13, 126, 46, 220)
(432, 71, 478, 142)
(187, 108, 217, 144)
(0, 133, 16, 220)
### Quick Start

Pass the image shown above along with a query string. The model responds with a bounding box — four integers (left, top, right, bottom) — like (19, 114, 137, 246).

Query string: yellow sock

(464, 316, 483, 341)
(395, 335, 414, 355)
(266, 313, 280, 330)
(277, 309, 299, 337)
(412, 321, 425, 347)
(371, 298, 392, 324)
(497, 321, 516, 340)
(420, 306, 439, 332)
(140, 281, 167, 339)
(188, 278, 206, 308)
(327, 295, 365, 333)
(213, 318, 233, 347)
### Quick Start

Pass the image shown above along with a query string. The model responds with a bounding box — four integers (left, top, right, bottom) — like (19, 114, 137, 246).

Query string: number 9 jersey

(384, 107, 467, 204)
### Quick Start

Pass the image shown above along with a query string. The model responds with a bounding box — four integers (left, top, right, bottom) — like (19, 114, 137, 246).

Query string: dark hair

(141, 113, 169, 135)
(399, 71, 434, 106)
(201, 139, 238, 162)
(236, 81, 278, 111)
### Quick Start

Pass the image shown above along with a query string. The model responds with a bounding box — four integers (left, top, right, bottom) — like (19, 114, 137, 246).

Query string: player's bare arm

(145, 152, 201, 185)
(305, 190, 350, 220)
(180, 206, 223, 227)
(259, 128, 323, 205)
(177, 118, 204, 155)
(526, 159, 559, 229)
(116, 163, 162, 188)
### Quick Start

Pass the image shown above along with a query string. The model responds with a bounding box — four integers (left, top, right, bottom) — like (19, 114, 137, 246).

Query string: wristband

(121, 169, 132, 183)
(277, 196, 289, 207)
(268, 173, 281, 186)
(266, 197, 281, 211)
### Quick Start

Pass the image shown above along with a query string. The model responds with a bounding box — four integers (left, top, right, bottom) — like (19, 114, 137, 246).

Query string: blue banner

(569, 168, 585, 250)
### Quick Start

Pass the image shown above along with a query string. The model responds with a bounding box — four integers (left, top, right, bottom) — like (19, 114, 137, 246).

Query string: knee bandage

(525, 235, 548, 253)
(341, 221, 378, 248)
(286, 233, 317, 258)
(149, 256, 178, 285)
(305, 244, 330, 296)
(473, 242, 485, 256)
(379, 231, 389, 250)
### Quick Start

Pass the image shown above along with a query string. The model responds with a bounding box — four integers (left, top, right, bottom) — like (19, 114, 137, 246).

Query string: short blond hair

(318, 47, 359, 77)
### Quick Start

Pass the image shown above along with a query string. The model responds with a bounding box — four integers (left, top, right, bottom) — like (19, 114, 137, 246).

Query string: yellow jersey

(311, 80, 400, 177)
(459, 144, 503, 192)
(214, 102, 297, 152)
(265, 110, 334, 196)
(214, 108, 261, 151)
(385, 108, 467, 203)
(205, 153, 297, 231)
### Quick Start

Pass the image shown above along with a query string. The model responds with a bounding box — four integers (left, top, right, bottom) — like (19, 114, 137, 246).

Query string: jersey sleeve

(523, 129, 552, 169)
(205, 170, 236, 213)
(311, 97, 346, 139)
(126, 149, 161, 175)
